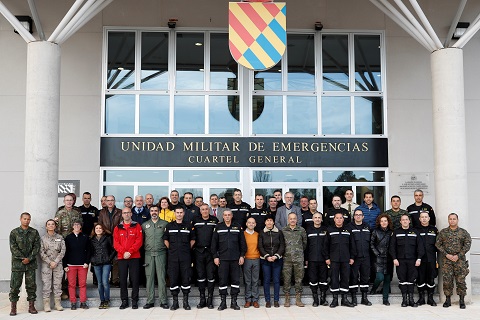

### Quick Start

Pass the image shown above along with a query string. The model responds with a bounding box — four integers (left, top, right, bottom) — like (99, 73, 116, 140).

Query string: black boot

(170, 294, 179, 311)
(401, 293, 408, 307)
(443, 296, 451, 308)
(408, 294, 418, 307)
(207, 292, 214, 309)
(350, 292, 357, 306)
(361, 292, 372, 306)
(197, 291, 206, 309)
(183, 293, 191, 310)
(329, 294, 338, 308)
(427, 291, 437, 306)
(320, 291, 329, 306)
(341, 294, 354, 307)
(459, 295, 466, 309)
(218, 295, 227, 311)
(230, 295, 240, 310)
(312, 292, 319, 307)
(416, 291, 425, 305)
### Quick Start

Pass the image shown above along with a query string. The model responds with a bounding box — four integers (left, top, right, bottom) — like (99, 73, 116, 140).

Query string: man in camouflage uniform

(282, 212, 307, 307)
(385, 195, 409, 230)
(436, 213, 471, 309)
(9, 212, 41, 316)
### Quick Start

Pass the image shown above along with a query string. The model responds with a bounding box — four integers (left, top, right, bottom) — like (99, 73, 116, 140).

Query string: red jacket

(113, 221, 143, 259)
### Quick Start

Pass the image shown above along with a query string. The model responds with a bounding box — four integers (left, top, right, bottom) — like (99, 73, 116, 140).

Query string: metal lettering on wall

(58, 180, 80, 197)
(100, 137, 388, 167)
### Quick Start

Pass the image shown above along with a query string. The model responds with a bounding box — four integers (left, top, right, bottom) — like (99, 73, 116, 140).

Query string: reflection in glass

(174, 96, 205, 134)
(209, 96, 240, 134)
(287, 34, 315, 90)
(254, 189, 279, 204)
(253, 170, 318, 182)
(322, 34, 349, 91)
(287, 96, 317, 134)
(104, 170, 169, 182)
(175, 188, 203, 203)
(323, 185, 385, 213)
(322, 170, 385, 182)
(210, 33, 238, 90)
(105, 95, 135, 134)
(252, 96, 282, 134)
(254, 61, 281, 90)
(173, 170, 240, 182)
(141, 32, 168, 90)
(138, 186, 169, 204)
(321, 96, 350, 134)
(107, 32, 135, 89)
(103, 185, 134, 209)
(176, 33, 205, 90)
(289, 188, 317, 206)
(210, 188, 236, 204)
(139, 95, 169, 134)
(355, 35, 382, 91)
(355, 96, 383, 134)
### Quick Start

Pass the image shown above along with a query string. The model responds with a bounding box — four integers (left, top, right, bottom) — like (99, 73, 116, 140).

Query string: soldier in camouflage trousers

(40, 219, 66, 312)
(435, 213, 472, 309)
(9, 212, 41, 316)
(282, 212, 307, 307)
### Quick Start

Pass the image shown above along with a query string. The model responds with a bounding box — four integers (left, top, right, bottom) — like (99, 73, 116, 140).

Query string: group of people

(8, 188, 472, 316)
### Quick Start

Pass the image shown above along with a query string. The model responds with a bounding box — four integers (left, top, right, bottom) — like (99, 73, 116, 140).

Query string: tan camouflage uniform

(40, 232, 66, 299)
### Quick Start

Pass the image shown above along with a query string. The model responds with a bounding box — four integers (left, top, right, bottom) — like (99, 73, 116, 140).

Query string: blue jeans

(93, 264, 112, 301)
(261, 258, 283, 302)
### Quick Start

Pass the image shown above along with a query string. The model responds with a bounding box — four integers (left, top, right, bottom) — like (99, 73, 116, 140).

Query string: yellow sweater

(159, 209, 175, 222)
(244, 230, 260, 259)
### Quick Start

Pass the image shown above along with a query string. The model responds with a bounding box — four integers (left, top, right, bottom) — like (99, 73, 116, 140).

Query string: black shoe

(218, 295, 227, 311)
(401, 293, 408, 307)
(383, 299, 390, 306)
(320, 291, 328, 306)
(119, 300, 129, 309)
(80, 302, 89, 309)
(160, 303, 169, 309)
(443, 296, 451, 308)
(197, 292, 206, 309)
(132, 301, 138, 309)
(330, 294, 339, 308)
(230, 296, 240, 310)
(207, 294, 214, 309)
(459, 295, 466, 309)
(71, 303, 77, 310)
(361, 292, 372, 306)
(312, 293, 319, 307)
(171, 296, 179, 311)
(427, 293, 437, 306)
(416, 292, 426, 306)
(143, 303, 154, 309)
(350, 292, 357, 306)
(408, 294, 418, 308)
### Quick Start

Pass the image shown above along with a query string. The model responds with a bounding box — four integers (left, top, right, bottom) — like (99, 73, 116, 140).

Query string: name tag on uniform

(55, 239, 62, 242)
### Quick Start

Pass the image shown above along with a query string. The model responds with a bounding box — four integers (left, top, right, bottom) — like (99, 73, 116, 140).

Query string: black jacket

(211, 222, 247, 261)
(306, 225, 328, 262)
(323, 207, 351, 227)
(90, 234, 116, 266)
(63, 232, 90, 267)
(258, 226, 285, 259)
(192, 214, 219, 251)
(416, 225, 438, 262)
(371, 227, 393, 273)
(389, 227, 425, 260)
(229, 201, 251, 228)
(325, 225, 356, 262)
(407, 202, 436, 227)
(350, 222, 371, 259)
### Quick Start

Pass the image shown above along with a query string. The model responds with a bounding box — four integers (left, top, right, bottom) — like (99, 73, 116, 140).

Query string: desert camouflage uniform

(54, 207, 82, 238)
(40, 232, 66, 299)
(282, 225, 307, 294)
(9, 226, 41, 302)
(435, 227, 471, 296)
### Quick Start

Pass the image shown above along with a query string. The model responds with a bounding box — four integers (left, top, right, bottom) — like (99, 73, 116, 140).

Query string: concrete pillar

(431, 48, 470, 301)
(23, 41, 61, 310)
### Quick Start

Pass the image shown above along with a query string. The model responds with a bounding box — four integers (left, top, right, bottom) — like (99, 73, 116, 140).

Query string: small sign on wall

(58, 180, 80, 197)
(392, 173, 432, 196)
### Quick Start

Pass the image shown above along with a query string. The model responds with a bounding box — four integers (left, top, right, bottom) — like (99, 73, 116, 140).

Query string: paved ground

(1, 293, 479, 320)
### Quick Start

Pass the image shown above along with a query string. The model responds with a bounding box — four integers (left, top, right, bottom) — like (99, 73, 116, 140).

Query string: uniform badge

(145, 224, 151, 229)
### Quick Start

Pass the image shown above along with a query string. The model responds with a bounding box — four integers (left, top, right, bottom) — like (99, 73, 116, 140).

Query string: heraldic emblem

(229, 0, 286, 71)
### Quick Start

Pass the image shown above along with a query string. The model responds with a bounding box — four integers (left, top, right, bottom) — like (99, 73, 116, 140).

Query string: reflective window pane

(355, 35, 382, 91)
(287, 96, 317, 134)
(107, 32, 135, 89)
(176, 33, 204, 90)
(322, 34, 349, 91)
(105, 95, 135, 134)
(321, 96, 350, 134)
(252, 96, 282, 134)
(210, 188, 237, 204)
(139, 95, 170, 134)
(141, 32, 168, 90)
(209, 96, 240, 134)
(323, 185, 385, 213)
(174, 170, 240, 182)
(254, 61, 281, 90)
(104, 170, 169, 182)
(103, 185, 134, 209)
(253, 170, 318, 182)
(138, 186, 169, 203)
(210, 33, 238, 90)
(322, 170, 385, 182)
(289, 188, 317, 206)
(174, 96, 205, 134)
(355, 96, 383, 134)
(287, 34, 315, 90)
(175, 188, 203, 203)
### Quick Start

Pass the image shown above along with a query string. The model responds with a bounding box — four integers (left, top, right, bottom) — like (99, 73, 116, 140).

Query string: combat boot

(427, 291, 437, 306)
(295, 293, 304, 307)
(351, 292, 357, 306)
(341, 294, 354, 307)
(416, 291, 425, 305)
(207, 292, 214, 309)
(408, 294, 418, 307)
(43, 298, 51, 312)
(284, 293, 290, 307)
(401, 293, 408, 307)
(10, 302, 17, 316)
(54, 298, 63, 311)
(312, 291, 319, 307)
(320, 290, 329, 306)
(218, 294, 227, 311)
(183, 293, 191, 310)
(170, 294, 179, 310)
(329, 293, 338, 308)
(443, 295, 451, 308)
(28, 301, 38, 314)
(230, 295, 240, 310)
(459, 295, 466, 309)
(197, 291, 206, 309)
(361, 292, 372, 306)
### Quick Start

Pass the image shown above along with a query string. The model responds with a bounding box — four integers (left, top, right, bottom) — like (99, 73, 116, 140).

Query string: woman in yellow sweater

(157, 196, 175, 222)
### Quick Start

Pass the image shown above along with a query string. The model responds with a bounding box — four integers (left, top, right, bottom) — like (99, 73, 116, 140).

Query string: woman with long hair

(158, 196, 175, 222)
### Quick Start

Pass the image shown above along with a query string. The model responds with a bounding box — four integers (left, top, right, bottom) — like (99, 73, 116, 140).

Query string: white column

(23, 41, 61, 310)
(431, 48, 470, 301)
